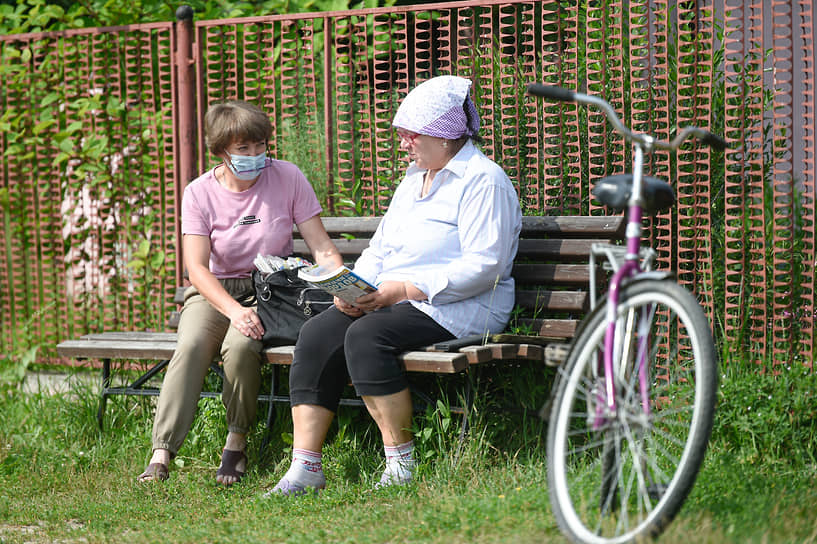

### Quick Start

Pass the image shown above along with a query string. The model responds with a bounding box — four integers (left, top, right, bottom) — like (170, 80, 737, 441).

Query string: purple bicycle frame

(599, 145, 652, 421)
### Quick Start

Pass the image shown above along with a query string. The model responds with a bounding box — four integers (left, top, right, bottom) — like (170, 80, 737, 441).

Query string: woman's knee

(169, 337, 219, 373)
(344, 317, 397, 361)
(295, 308, 350, 360)
(223, 340, 261, 368)
(344, 316, 378, 346)
(224, 351, 261, 378)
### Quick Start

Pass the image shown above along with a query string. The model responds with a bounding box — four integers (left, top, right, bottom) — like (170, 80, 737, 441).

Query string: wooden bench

(56, 215, 624, 444)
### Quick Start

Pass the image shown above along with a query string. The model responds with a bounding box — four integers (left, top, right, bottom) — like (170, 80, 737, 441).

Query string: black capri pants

(289, 303, 456, 412)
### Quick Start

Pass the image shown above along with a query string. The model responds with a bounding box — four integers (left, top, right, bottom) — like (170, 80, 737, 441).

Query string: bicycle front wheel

(547, 279, 717, 544)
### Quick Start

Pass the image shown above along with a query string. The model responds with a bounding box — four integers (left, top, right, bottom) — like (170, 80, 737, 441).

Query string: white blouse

(353, 140, 522, 338)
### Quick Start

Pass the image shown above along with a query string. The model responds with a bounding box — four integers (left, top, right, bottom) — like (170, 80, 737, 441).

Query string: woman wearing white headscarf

(267, 75, 522, 496)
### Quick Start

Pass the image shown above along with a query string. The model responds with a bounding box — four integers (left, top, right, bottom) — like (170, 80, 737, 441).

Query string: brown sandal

(137, 462, 169, 482)
(216, 449, 246, 486)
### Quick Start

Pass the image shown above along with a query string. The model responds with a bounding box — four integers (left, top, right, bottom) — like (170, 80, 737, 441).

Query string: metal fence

(1, 0, 814, 369)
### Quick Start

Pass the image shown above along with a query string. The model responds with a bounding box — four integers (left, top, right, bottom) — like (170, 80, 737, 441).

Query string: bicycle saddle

(592, 174, 676, 214)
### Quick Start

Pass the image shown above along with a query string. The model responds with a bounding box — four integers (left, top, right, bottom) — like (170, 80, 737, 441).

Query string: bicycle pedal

(545, 343, 570, 367)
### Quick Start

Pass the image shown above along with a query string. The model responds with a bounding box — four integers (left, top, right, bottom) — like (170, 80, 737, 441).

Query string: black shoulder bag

(248, 268, 334, 347)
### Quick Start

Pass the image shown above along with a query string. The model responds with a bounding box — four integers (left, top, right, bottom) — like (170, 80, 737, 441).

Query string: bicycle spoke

(649, 422, 691, 450)
(548, 281, 717, 544)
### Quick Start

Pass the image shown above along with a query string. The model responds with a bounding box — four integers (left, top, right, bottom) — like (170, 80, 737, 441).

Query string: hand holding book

(351, 280, 421, 312)
(297, 264, 377, 306)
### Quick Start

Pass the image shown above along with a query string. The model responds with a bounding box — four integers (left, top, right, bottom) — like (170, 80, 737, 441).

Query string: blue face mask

(226, 152, 267, 181)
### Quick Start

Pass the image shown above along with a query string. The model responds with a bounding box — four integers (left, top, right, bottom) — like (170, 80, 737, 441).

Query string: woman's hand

(336, 281, 426, 315)
(354, 281, 412, 312)
(229, 306, 264, 340)
(184, 234, 265, 341)
(334, 296, 364, 317)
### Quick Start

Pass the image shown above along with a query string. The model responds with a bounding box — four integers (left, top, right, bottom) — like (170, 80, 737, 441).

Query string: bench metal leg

(258, 365, 280, 460)
(408, 373, 474, 464)
(97, 358, 111, 430)
(97, 358, 175, 431)
(454, 371, 475, 463)
(130, 358, 170, 389)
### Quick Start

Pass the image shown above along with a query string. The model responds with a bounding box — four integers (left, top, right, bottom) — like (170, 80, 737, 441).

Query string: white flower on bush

(61, 178, 129, 297)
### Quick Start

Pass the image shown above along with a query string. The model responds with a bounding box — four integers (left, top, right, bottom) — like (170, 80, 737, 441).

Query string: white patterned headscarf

(392, 75, 480, 139)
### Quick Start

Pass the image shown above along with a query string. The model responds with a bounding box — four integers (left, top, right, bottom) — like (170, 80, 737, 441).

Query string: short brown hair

(204, 100, 273, 156)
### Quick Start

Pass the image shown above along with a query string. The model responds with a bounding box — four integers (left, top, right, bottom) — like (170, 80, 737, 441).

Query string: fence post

(175, 5, 196, 287)
(323, 16, 335, 214)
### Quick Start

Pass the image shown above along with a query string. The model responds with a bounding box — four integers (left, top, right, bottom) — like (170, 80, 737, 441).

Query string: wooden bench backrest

(288, 215, 625, 341)
(171, 215, 624, 337)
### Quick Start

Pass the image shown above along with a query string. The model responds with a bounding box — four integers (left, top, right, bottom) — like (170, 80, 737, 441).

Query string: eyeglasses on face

(396, 130, 419, 145)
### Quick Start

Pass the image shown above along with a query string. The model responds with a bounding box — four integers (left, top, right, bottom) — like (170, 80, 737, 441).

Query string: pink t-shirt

(181, 159, 322, 278)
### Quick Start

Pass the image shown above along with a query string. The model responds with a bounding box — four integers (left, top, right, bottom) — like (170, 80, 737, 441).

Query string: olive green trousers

(151, 278, 262, 455)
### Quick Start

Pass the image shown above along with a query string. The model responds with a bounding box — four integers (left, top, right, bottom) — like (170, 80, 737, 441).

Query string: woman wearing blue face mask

(137, 100, 343, 485)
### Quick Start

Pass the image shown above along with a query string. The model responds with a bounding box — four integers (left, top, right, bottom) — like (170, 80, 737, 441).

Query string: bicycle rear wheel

(547, 279, 717, 544)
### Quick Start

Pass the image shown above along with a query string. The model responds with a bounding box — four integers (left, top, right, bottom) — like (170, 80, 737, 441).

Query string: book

(297, 264, 377, 305)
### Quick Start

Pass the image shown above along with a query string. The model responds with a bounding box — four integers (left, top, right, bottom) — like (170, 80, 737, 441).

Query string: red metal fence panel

(0, 23, 179, 357)
(1, 0, 816, 370)
(798, 0, 817, 368)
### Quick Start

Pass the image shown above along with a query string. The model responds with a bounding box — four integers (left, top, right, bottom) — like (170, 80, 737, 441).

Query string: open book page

(297, 264, 377, 305)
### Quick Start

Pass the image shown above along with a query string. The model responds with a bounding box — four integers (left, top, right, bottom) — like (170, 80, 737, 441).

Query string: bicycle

(527, 84, 726, 544)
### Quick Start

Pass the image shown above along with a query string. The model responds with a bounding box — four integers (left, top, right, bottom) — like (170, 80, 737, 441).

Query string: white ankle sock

(379, 440, 415, 486)
(282, 448, 325, 489)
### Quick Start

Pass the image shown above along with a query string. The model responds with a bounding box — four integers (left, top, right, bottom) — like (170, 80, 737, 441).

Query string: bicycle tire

(547, 279, 717, 544)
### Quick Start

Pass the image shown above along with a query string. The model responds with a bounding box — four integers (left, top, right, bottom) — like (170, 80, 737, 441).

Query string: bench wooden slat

(260, 345, 470, 373)
(57, 339, 177, 360)
(516, 343, 545, 361)
(400, 351, 468, 373)
(303, 215, 623, 238)
(293, 238, 371, 258)
(82, 332, 177, 342)
(305, 215, 623, 237)
(292, 238, 616, 262)
(58, 334, 468, 375)
(266, 346, 468, 373)
(514, 290, 588, 313)
(524, 318, 579, 339)
(299, 216, 382, 236)
(516, 239, 610, 261)
(488, 343, 519, 360)
(519, 215, 624, 237)
(459, 345, 496, 364)
(459, 343, 539, 362)
(263, 345, 296, 364)
(512, 263, 592, 285)
(261, 346, 467, 374)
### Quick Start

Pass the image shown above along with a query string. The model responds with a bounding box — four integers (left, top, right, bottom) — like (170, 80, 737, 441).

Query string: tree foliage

(0, 0, 387, 34)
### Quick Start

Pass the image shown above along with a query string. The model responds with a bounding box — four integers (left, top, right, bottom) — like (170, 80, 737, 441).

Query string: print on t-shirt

(235, 215, 261, 228)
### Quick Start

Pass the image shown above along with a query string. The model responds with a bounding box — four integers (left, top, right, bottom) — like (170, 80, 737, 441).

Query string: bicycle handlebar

(526, 83, 727, 152)
(527, 83, 576, 103)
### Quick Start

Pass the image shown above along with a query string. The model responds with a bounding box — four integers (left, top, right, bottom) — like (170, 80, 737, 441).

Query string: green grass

(1, 362, 816, 543)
